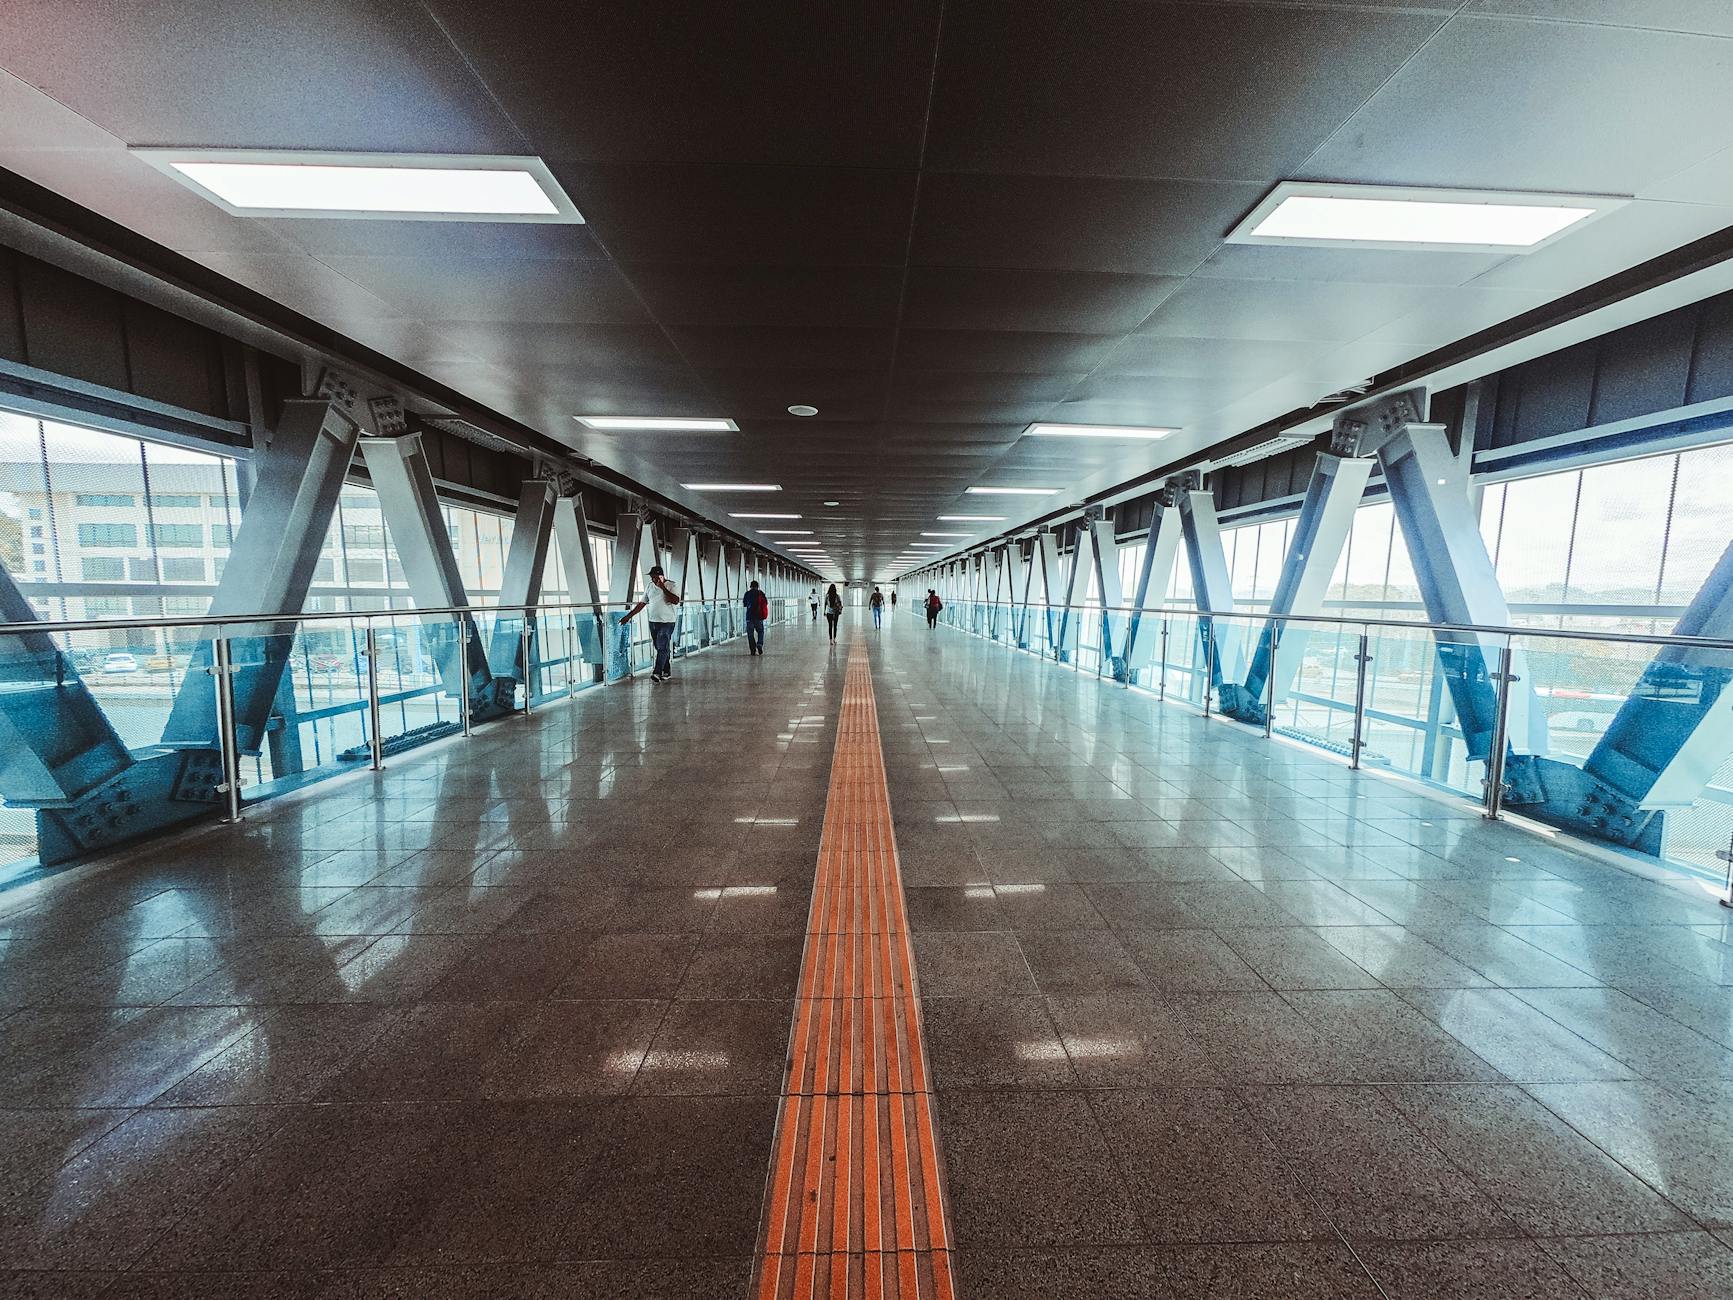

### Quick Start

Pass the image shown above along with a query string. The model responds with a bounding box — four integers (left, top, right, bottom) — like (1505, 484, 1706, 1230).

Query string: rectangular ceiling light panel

(1227, 182, 1621, 254)
(938, 515, 1005, 522)
(966, 486, 1058, 496)
(684, 483, 781, 492)
(577, 416, 737, 431)
(134, 150, 583, 223)
(1025, 423, 1175, 440)
(730, 513, 801, 519)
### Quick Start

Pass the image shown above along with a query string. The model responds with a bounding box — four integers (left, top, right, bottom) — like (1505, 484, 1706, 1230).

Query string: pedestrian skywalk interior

(4, 2, 1733, 1296)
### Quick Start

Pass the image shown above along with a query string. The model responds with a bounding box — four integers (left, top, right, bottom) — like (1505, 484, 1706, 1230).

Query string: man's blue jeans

(649, 621, 676, 676)
(746, 616, 765, 653)
(872, 605, 882, 627)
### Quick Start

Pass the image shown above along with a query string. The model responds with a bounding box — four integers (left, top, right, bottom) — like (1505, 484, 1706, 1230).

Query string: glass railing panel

(1517, 630, 1733, 883)
(1353, 622, 1483, 803)
(243, 620, 370, 796)
(1271, 616, 1365, 755)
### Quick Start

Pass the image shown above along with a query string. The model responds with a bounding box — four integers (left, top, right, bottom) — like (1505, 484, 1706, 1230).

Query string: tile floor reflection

(0, 625, 839, 1297)
(3, 610, 1733, 1296)
(879, 616, 1733, 1300)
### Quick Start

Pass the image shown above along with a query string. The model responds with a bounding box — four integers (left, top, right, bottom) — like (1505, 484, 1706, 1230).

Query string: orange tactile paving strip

(753, 642, 958, 1300)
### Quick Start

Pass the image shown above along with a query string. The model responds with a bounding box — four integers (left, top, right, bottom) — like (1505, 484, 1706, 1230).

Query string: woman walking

(824, 583, 844, 643)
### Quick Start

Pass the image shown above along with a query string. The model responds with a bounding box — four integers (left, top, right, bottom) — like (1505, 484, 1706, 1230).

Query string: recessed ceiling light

(133, 150, 583, 222)
(683, 483, 781, 492)
(576, 415, 737, 431)
(759, 530, 814, 536)
(921, 532, 969, 538)
(1227, 181, 1620, 253)
(729, 513, 800, 520)
(938, 515, 1005, 522)
(966, 486, 1058, 496)
(822, 500, 841, 507)
(1025, 422, 1175, 440)
(787, 404, 820, 417)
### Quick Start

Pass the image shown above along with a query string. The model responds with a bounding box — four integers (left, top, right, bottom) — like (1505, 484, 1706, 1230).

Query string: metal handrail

(932, 599, 1733, 653)
(0, 595, 785, 639)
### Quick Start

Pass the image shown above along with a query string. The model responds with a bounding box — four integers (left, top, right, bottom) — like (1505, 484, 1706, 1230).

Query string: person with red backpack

(925, 588, 943, 629)
(743, 579, 769, 655)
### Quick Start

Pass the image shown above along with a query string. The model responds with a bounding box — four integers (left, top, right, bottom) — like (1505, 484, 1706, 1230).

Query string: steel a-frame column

(552, 492, 607, 668)
(1028, 529, 1061, 654)
(1525, 540, 1733, 852)
(699, 539, 725, 643)
(1053, 527, 1089, 663)
(164, 396, 362, 752)
(1123, 496, 1184, 679)
(667, 527, 701, 652)
(358, 432, 509, 719)
(606, 512, 654, 678)
(1083, 509, 1128, 678)
(1178, 483, 1243, 703)
(488, 480, 557, 690)
(1222, 450, 1375, 725)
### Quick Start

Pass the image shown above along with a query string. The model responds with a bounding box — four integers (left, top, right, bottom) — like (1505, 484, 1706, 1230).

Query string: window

(211, 524, 233, 547)
(312, 557, 336, 584)
(82, 597, 129, 617)
(347, 558, 386, 584)
(77, 522, 138, 548)
(75, 494, 135, 508)
(29, 543, 43, 555)
(161, 557, 205, 582)
(26, 508, 40, 521)
(343, 524, 386, 549)
(163, 597, 205, 616)
(128, 558, 157, 581)
(28, 526, 41, 538)
(81, 558, 124, 582)
(150, 523, 202, 547)
(150, 494, 202, 509)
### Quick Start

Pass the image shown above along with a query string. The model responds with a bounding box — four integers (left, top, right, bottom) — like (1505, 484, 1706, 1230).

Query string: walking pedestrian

(889, 590, 897, 612)
(824, 583, 843, 642)
(869, 585, 884, 629)
(925, 588, 942, 629)
(809, 587, 819, 621)
(619, 563, 682, 682)
(743, 579, 768, 655)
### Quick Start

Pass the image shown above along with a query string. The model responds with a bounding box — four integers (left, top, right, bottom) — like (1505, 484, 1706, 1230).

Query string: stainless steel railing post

(457, 617, 472, 738)
(1263, 625, 1279, 739)
(212, 635, 243, 823)
(564, 613, 576, 698)
(1158, 618, 1169, 702)
(365, 623, 384, 771)
(520, 613, 534, 716)
(1201, 623, 1213, 719)
(1350, 632, 1370, 771)
(1484, 640, 1515, 821)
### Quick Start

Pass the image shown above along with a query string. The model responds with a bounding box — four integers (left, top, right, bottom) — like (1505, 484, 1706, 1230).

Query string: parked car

(101, 652, 140, 675)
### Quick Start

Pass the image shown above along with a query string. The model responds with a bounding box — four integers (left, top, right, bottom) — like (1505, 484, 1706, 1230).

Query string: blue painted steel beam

(1223, 452, 1374, 724)
(162, 398, 360, 754)
(1178, 486, 1243, 705)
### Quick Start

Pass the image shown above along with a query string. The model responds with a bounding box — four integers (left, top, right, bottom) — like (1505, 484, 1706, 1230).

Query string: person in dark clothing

(889, 590, 897, 611)
(925, 588, 942, 629)
(743, 579, 769, 655)
(824, 583, 843, 642)
(869, 586, 884, 629)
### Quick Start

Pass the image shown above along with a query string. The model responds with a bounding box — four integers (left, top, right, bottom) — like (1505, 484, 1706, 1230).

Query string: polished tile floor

(2, 609, 1732, 1297)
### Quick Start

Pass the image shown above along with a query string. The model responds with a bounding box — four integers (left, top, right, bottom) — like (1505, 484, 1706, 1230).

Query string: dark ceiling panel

(433, 322, 691, 371)
(425, 0, 943, 168)
(0, 0, 524, 154)
(912, 173, 1266, 276)
(1305, 14, 1733, 193)
(901, 267, 1181, 333)
(624, 266, 905, 328)
(888, 371, 1083, 403)
(1103, 335, 1334, 381)
(895, 330, 1120, 375)
(561, 164, 919, 267)
(1136, 278, 1435, 344)
(320, 257, 651, 325)
(667, 326, 895, 372)
(925, 0, 1446, 179)
(700, 368, 889, 421)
